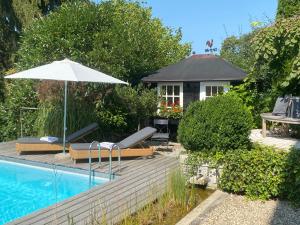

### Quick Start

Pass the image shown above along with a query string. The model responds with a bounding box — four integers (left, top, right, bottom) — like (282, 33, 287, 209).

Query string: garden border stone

(175, 190, 228, 225)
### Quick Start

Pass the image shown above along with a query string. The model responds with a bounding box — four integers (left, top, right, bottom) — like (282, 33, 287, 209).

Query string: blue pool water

(0, 160, 108, 225)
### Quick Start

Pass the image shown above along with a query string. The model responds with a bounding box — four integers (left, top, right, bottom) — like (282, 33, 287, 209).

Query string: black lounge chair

(69, 127, 157, 163)
(16, 123, 99, 154)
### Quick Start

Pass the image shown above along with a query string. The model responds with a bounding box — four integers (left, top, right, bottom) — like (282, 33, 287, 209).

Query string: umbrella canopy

(5, 58, 127, 84)
(5, 58, 128, 154)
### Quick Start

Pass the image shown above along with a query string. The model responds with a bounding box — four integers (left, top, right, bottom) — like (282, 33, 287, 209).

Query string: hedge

(219, 144, 300, 205)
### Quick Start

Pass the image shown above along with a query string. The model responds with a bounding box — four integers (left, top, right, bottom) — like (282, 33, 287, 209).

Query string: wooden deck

(0, 141, 179, 225)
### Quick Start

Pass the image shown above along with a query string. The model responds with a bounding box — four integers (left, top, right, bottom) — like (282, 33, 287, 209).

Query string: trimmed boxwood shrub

(178, 95, 253, 152)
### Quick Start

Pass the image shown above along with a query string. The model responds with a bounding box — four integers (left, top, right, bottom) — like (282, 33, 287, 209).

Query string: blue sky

(144, 0, 278, 54)
(93, 1, 278, 54)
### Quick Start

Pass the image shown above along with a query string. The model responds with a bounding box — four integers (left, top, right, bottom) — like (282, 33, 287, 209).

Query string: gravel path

(197, 194, 300, 225)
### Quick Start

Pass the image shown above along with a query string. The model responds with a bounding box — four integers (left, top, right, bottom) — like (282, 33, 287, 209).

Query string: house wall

(199, 81, 230, 100)
(156, 81, 230, 109)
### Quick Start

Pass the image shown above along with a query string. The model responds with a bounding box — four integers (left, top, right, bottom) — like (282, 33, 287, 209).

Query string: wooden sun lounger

(16, 123, 99, 154)
(69, 146, 154, 163)
(69, 127, 157, 163)
(16, 140, 66, 153)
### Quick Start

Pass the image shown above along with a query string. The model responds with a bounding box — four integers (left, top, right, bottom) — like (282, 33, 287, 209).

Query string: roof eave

(142, 77, 246, 83)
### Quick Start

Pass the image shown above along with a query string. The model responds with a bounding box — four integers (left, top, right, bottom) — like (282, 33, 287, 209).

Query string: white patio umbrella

(5, 58, 128, 154)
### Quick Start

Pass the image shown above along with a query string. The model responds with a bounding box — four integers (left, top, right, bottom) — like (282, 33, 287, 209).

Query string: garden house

(142, 54, 246, 108)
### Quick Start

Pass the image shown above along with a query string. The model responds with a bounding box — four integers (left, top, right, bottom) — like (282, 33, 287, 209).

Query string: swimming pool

(0, 159, 108, 225)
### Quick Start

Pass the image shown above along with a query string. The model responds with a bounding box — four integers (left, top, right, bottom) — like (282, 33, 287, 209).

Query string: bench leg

(262, 118, 267, 138)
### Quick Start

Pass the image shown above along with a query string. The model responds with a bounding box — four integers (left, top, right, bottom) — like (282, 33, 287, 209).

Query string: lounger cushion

(117, 127, 157, 149)
(272, 97, 289, 116)
(67, 122, 98, 142)
(17, 123, 99, 145)
(70, 127, 157, 150)
(70, 143, 99, 150)
(17, 137, 63, 144)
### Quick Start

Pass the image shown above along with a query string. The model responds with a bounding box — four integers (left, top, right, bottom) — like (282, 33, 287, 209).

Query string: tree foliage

(0, 0, 76, 101)
(0, 1, 19, 98)
(221, 13, 300, 126)
(0, 0, 75, 71)
(252, 16, 300, 93)
(17, 1, 190, 82)
(220, 33, 255, 73)
(0, 0, 190, 141)
(0, 79, 38, 141)
(277, 0, 300, 19)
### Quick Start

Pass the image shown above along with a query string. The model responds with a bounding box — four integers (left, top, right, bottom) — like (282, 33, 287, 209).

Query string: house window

(160, 84, 181, 107)
(205, 86, 224, 98)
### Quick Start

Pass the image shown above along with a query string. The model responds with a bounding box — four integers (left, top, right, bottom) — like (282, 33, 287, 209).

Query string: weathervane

(205, 39, 217, 53)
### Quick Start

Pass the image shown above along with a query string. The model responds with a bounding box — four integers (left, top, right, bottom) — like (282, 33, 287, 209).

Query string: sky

(93, 1, 278, 54)
(141, 0, 278, 54)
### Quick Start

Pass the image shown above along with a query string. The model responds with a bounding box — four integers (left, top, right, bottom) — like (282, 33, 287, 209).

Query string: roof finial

(205, 39, 217, 55)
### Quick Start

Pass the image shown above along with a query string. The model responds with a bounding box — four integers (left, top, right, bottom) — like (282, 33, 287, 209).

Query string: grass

(67, 169, 212, 225)
(117, 169, 213, 225)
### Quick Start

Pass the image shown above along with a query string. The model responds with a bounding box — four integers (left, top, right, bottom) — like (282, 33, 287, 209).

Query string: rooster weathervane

(205, 39, 217, 53)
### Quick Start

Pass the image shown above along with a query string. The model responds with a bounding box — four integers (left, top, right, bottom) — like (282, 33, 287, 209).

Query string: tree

(0, 0, 75, 72)
(1, 0, 190, 140)
(17, 1, 190, 82)
(223, 15, 300, 127)
(0, 1, 19, 101)
(252, 16, 300, 96)
(0, 1, 18, 70)
(0, 0, 77, 102)
(277, 0, 300, 19)
(220, 33, 255, 73)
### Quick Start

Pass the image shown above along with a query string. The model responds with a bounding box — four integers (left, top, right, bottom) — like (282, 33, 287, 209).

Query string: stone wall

(180, 154, 222, 189)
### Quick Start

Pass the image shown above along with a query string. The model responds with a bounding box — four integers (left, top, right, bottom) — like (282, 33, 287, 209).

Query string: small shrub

(178, 95, 253, 152)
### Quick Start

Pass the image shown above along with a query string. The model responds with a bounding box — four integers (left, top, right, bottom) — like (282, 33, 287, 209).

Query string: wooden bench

(261, 113, 300, 137)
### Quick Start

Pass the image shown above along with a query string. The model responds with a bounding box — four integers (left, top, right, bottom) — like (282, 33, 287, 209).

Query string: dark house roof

(142, 54, 247, 82)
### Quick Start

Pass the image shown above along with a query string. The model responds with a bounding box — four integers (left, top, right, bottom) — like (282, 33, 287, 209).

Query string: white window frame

(157, 82, 183, 108)
(199, 81, 230, 100)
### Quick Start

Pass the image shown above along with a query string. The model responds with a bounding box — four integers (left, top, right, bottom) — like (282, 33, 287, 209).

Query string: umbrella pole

(63, 80, 68, 154)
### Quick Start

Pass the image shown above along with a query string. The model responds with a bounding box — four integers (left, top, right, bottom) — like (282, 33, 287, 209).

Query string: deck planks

(0, 141, 179, 225)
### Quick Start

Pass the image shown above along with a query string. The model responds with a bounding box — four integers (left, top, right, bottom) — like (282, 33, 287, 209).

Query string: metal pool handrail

(88, 141, 121, 187)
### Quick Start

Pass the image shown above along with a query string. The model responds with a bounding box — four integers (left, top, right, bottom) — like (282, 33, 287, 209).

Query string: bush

(219, 145, 286, 200)
(0, 80, 38, 141)
(178, 95, 253, 152)
(281, 147, 300, 205)
(34, 85, 158, 141)
(219, 145, 300, 205)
